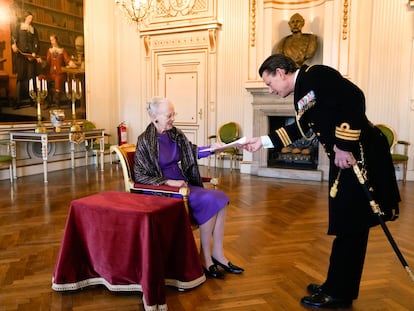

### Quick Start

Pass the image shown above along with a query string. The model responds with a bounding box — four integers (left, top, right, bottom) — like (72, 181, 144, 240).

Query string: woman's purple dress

(158, 133, 229, 225)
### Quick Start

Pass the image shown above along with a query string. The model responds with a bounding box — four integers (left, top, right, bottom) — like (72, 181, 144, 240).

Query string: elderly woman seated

(134, 96, 244, 279)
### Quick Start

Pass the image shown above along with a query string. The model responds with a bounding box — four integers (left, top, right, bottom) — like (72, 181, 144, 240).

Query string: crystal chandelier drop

(114, 0, 157, 25)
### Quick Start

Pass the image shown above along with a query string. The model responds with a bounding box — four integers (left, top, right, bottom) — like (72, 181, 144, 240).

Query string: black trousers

(322, 229, 370, 300)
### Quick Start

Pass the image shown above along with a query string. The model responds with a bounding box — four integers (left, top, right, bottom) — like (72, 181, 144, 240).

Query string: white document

(200, 136, 246, 152)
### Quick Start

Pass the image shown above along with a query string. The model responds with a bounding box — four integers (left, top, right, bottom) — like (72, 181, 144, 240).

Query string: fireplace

(245, 86, 326, 181)
(267, 116, 319, 170)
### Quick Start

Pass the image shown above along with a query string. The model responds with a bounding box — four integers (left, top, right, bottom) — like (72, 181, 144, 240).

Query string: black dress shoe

(203, 265, 225, 279)
(307, 283, 323, 295)
(301, 292, 352, 309)
(212, 257, 244, 274)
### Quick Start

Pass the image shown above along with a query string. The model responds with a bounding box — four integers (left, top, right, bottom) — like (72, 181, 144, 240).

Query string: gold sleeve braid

(275, 128, 292, 147)
(335, 122, 361, 141)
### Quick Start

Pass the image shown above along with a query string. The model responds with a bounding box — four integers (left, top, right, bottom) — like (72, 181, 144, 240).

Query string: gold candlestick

(29, 81, 48, 133)
(65, 79, 82, 132)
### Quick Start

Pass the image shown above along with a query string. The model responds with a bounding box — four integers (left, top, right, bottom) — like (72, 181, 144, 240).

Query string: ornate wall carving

(140, 0, 219, 33)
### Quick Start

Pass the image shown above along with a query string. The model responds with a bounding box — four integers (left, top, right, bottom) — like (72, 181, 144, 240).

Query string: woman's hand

(165, 179, 188, 187)
(333, 145, 356, 169)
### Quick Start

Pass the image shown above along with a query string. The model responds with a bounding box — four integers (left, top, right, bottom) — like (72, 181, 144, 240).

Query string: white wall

(351, 0, 414, 180)
(216, 1, 250, 136)
(83, 0, 414, 180)
(84, 0, 144, 145)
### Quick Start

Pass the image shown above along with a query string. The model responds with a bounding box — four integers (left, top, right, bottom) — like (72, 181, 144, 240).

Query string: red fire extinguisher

(117, 121, 128, 145)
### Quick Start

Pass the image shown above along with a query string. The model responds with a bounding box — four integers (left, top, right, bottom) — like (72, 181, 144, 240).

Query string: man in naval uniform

(243, 54, 400, 309)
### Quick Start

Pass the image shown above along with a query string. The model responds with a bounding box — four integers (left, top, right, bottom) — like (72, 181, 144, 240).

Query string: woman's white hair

(147, 96, 170, 117)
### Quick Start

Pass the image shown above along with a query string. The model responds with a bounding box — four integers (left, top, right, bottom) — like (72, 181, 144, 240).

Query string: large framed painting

(0, 0, 85, 123)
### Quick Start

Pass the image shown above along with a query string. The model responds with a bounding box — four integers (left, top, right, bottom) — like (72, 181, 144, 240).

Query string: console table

(9, 129, 105, 183)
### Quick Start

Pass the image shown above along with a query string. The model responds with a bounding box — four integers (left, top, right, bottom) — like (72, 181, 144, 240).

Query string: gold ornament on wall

(208, 29, 217, 52)
(342, 0, 349, 40)
(164, 0, 196, 16)
(250, 0, 257, 47)
(115, 0, 199, 26)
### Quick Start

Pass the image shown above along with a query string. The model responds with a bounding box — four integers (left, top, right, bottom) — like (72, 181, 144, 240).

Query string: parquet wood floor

(1, 164, 414, 310)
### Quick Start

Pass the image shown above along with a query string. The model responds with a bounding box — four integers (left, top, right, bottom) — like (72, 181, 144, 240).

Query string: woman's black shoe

(203, 265, 225, 279)
(212, 257, 244, 274)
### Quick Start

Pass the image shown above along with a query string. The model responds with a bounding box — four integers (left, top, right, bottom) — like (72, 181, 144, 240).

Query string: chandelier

(114, 0, 157, 25)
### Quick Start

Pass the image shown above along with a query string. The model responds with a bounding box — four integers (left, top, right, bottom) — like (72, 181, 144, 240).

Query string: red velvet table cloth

(52, 191, 205, 308)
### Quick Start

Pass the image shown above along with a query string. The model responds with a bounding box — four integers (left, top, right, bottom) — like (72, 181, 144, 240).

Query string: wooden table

(9, 129, 105, 183)
(52, 191, 205, 310)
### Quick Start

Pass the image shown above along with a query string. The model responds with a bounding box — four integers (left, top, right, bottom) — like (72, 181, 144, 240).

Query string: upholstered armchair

(110, 144, 218, 227)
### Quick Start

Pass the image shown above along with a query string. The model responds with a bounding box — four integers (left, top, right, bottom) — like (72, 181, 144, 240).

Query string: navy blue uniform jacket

(268, 65, 400, 235)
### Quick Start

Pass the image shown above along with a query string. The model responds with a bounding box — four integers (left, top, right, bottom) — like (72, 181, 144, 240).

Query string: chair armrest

(131, 183, 190, 198)
(209, 177, 219, 187)
(394, 140, 410, 157)
(201, 176, 211, 183)
(132, 183, 181, 192)
(131, 183, 192, 222)
(0, 140, 11, 154)
(201, 176, 220, 188)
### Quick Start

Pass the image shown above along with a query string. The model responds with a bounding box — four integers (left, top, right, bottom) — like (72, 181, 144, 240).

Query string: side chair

(83, 120, 111, 166)
(376, 124, 410, 184)
(208, 122, 243, 172)
(0, 140, 13, 182)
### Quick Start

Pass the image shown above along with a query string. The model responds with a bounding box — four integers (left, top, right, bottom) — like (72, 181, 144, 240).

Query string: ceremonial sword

(352, 163, 414, 283)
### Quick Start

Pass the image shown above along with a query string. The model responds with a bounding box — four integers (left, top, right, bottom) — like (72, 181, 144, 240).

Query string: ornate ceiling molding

(139, 0, 220, 34)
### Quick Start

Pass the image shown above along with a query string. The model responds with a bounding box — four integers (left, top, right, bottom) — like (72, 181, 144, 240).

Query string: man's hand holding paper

(201, 136, 247, 152)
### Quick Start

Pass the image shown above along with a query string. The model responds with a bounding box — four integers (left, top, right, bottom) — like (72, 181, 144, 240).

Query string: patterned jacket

(134, 123, 203, 187)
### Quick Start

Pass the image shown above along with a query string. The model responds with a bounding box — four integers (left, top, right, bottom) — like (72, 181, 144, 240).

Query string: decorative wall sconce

(114, 0, 158, 26)
(409, 0, 414, 8)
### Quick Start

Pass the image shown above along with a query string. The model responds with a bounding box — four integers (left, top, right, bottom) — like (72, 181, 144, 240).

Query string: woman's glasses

(164, 112, 177, 120)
